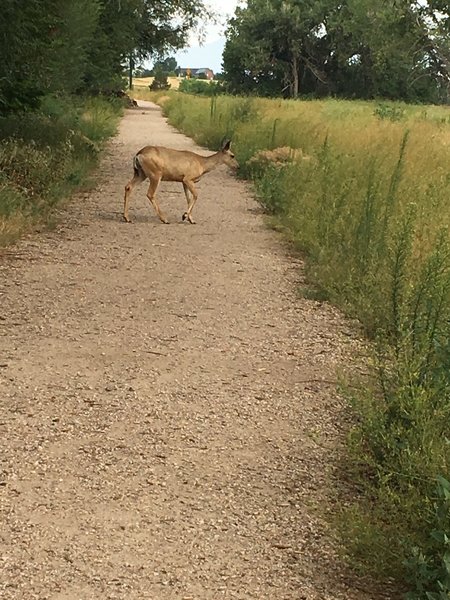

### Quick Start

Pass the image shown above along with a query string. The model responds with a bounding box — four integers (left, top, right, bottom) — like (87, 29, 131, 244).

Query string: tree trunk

(129, 53, 133, 90)
(292, 53, 299, 97)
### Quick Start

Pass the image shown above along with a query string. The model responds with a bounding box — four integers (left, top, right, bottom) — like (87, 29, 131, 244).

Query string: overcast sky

(173, 0, 240, 73)
(199, 0, 240, 43)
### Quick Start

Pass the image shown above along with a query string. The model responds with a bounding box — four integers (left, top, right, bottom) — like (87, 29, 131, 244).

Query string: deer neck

(202, 152, 223, 173)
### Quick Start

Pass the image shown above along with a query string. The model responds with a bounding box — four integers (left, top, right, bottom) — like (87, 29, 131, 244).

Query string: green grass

(0, 94, 123, 245)
(138, 90, 450, 597)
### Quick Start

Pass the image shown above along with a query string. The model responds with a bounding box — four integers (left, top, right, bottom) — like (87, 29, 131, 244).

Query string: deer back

(137, 146, 210, 182)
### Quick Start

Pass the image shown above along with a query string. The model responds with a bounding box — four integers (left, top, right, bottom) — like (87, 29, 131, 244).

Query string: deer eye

(230, 153, 235, 158)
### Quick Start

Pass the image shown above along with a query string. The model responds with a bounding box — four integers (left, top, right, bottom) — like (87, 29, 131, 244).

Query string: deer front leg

(123, 172, 145, 222)
(182, 180, 198, 224)
(147, 174, 169, 224)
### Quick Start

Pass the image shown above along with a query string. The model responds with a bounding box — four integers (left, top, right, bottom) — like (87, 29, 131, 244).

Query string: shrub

(0, 94, 122, 245)
(149, 68, 171, 91)
(374, 102, 406, 121)
(178, 78, 223, 96)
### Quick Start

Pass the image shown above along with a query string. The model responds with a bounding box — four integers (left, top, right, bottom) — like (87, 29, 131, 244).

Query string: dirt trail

(1, 102, 377, 599)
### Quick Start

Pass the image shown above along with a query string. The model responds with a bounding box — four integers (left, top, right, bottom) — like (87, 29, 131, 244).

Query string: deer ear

(221, 139, 231, 152)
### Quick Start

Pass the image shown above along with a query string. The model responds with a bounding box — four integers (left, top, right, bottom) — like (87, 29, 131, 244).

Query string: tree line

(0, 0, 206, 115)
(222, 0, 450, 102)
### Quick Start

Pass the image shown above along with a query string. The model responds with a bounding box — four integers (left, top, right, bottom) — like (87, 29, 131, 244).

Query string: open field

(132, 76, 182, 90)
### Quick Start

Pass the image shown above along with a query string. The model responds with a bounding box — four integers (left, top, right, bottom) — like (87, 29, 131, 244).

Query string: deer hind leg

(182, 180, 198, 224)
(123, 171, 146, 223)
(147, 174, 169, 224)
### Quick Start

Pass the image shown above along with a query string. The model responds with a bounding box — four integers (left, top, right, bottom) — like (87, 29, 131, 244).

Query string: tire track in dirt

(0, 101, 382, 599)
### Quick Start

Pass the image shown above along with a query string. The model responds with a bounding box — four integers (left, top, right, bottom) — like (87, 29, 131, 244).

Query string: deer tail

(133, 154, 144, 177)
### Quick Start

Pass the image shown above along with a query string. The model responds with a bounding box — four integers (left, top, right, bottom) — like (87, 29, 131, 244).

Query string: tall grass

(0, 94, 123, 245)
(139, 90, 450, 596)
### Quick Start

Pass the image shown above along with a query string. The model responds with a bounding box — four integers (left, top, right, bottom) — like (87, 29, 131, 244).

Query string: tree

(0, 0, 207, 113)
(47, 0, 101, 94)
(81, 1, 200, 92)
(135, 67, 153, 77)
(149, 67, 171, 90)
(152, 57, 178, 75)
(223, 0, 339, 98)
(222, 1, 286, 97)
(0, 0, 67, 112)
(222, 0, 450, 102)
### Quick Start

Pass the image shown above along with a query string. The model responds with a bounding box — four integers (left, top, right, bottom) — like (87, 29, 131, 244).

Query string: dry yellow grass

(132, 76, 181, 90)
(0, 212, 32, 247)
(247, 146, 312, 169)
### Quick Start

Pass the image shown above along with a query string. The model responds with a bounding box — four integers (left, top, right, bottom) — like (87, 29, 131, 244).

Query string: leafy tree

(47, 0, 101, 94)
(222, 0, 450, 102)
(149, 67, 171, 90)
(0, 0, 57, 112)
(135, 67, 153, 77)
(152, 57, 178, 75)
(83, 0, 207, 91)
(0, 0, 207, 113)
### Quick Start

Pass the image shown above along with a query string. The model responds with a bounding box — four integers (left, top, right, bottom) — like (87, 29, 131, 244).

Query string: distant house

(177, 68, 214, 80)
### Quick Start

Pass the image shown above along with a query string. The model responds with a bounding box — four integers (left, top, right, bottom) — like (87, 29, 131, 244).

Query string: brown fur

(123, 140, 239, 224)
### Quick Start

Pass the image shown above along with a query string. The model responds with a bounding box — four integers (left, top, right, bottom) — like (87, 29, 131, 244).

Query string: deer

(123, 139, 239, 224)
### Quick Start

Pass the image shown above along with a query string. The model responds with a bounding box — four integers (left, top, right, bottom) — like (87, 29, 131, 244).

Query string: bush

(178, 78, 223, 96)
(405, 477, 450, 600)
(0, 94, 122, 245)
(149, 69, 171, 91)
(374, 102, 406, 121)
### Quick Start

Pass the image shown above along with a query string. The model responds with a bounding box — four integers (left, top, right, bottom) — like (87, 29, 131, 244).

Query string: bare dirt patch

(0, 101, 385, 599)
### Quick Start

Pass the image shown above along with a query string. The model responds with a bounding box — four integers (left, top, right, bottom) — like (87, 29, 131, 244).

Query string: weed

(374, 102, 407, 121)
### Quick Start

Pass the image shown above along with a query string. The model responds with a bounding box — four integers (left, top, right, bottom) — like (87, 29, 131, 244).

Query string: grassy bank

(136, 90, 450, 597)
(0, 94, 123, 246)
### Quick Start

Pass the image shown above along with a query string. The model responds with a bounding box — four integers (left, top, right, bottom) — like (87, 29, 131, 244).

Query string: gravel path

(0, 101, 381, 599)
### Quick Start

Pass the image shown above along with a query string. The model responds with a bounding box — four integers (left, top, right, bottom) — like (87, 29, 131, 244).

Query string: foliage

(0, 0, 206, 114)
(405, 477, 450, 600)
(83, 0, 207, 94)
(374, 103, 406, 122)
(222, 0, 450, 102)
(0, 0, 206, 242)
(0, 95, 122, 244)
(149, 67, 171, 91)
(178, 79, 223, 96)
(135, 67, 153, 77)
(152, 56, 178, 75)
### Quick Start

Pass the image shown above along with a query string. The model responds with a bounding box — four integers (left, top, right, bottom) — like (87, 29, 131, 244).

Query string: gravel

(0, 101, 389, 599)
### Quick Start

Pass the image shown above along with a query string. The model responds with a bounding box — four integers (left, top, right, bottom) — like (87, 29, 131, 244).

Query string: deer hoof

(123, 215, 132, 223)
(182, 212, 187, 221)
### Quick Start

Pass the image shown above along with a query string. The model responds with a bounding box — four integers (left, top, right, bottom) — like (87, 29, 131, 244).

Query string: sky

(172, 0, 240, 74)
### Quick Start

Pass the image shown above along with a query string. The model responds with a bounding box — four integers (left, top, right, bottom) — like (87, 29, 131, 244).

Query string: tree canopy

(151, 57, 179, 75)
(0, 0, 206, 114)
(222, 0, 450, 102)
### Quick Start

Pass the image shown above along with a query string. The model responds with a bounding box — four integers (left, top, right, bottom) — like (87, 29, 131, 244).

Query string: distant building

(177, 68, 214, 80)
